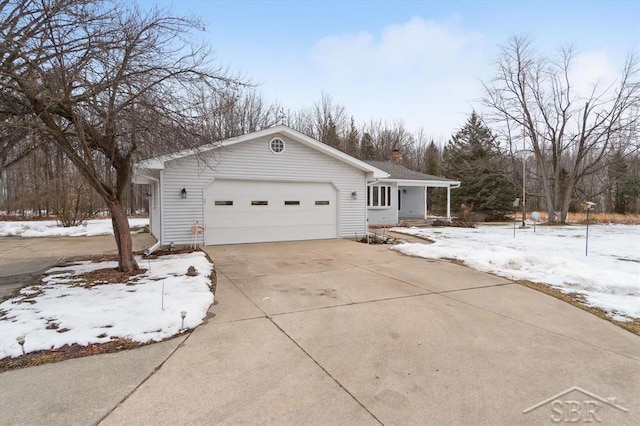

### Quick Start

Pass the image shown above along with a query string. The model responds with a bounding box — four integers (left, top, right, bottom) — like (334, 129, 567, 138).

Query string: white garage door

(204, 179, 337, 245)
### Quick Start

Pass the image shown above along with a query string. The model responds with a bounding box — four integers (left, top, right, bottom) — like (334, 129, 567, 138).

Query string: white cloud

(304, 20, 629, 140)
(568, 51, 620, 100)
(310, 16, 483, 79)
(307, 16, 488, 138)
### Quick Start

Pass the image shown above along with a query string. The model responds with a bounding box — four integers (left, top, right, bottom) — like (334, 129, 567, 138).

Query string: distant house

(365, 156, 460, 226)
(134, 126, 460, 247)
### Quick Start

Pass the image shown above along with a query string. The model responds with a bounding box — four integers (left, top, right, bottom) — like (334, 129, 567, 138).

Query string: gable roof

(137, 126, 388, 179)
(365, 161, 458, 183)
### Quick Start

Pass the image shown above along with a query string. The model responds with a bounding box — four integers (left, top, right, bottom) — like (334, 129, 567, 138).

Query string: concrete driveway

(1, 238, 639, 425)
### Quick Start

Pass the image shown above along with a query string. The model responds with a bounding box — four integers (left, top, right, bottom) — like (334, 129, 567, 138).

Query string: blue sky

(148, 0, 639, 140)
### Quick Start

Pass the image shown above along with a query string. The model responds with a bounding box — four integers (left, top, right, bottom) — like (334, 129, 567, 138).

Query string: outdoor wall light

(351, 191, 357, 199)
(180, 311, 187, 330)
(181, 188, 187, 199)
(16, 335, 25, 355)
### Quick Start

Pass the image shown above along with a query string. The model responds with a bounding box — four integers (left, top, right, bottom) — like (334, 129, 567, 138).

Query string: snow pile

(0, 218, 149, 237)
(0, 252, 214, 359)
(391, 224, 640, 321)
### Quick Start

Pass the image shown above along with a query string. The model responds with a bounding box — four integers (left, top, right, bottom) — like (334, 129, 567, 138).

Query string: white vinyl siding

(159, 133, 367, 245)
(398, 186, 426, 219)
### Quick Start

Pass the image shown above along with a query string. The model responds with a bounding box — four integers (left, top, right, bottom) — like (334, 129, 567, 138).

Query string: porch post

(424, 186, 428, 219)
(446, 185, 451, 221)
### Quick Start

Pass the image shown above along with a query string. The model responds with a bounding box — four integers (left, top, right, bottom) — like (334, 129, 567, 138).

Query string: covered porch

(397, 181, 461, 222)
(364, 160, 461, 227)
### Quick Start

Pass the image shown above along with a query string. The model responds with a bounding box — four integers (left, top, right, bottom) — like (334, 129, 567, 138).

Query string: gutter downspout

(148, 241, 161, 254)
(159, 169, 164, 247)
(365, 178, 380, 232)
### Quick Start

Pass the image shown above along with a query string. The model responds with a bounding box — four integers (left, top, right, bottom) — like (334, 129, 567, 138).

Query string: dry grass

(566, 212, 640, 224)
(517, 280, 640, 336)
(0, 335, 194, 373)
(0, 339, 144, 372)
(509, 211, 640, 224)
(75, 267, 147, 287)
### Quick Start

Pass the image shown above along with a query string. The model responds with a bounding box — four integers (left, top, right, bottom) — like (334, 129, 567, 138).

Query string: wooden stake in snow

(161, 279, 165, 311)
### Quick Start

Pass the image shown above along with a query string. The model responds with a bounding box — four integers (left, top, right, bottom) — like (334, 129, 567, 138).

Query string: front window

(367, 185, 392, 207)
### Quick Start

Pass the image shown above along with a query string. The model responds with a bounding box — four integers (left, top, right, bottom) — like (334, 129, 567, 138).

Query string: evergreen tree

(344, 117, 359, 157)
(619, 175, 640, 213)
(322, 115, 341, 149)
(443, 112, 515, 217)
(608, 151, 640, 213)
(360, 132, 375, 160)
(424, 140, 440, 175)
(424, 140, 444, 215)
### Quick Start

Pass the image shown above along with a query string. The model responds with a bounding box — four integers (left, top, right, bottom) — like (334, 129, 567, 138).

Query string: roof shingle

(366, 161, 456, 182)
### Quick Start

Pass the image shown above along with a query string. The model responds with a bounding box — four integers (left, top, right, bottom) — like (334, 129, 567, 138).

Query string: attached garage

(134, 126, 388, 248)
(204, 179, 337, 245)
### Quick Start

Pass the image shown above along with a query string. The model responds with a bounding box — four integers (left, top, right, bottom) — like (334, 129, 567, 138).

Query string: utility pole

(521, 124, 526, 227)
(520, 70, 527, 229)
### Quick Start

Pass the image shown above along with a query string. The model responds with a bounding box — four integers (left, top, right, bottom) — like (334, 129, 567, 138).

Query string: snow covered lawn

(0, 252, 214, 359)
(391, 224, 640, 322)
(0, 218, 149, 237)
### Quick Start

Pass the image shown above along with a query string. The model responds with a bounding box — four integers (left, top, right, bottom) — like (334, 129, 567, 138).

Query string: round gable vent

(269, 137, 285, 154)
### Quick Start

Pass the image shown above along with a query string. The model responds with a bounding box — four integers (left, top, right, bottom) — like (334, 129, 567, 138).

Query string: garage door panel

(208, 211, 335, 228)
(208, 225, 336, 245)
(204, 180, 337, 245)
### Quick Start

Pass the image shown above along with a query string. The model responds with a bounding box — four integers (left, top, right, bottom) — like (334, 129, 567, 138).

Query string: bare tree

(483, 36, 640, 222)
(201, 89, 279, 140)
(1, 0, 242, 271)
(406, 128, 446, 175)
(292, 92, 348, 147)
(363, 119, 414, 161)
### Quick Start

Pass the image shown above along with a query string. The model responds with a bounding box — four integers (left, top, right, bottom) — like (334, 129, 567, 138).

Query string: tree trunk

(108, 200, 139, 272)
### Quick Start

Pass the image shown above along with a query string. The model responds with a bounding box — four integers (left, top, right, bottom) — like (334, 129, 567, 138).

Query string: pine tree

(443, 112, 515, 218)
(344, 117, 359, 157)
(424, 140, 444, 215)
(424, 140, 440, 175)
(322, 115, 341, 149)
(360, 132, 375, 160)
(608, 151, 640, 213)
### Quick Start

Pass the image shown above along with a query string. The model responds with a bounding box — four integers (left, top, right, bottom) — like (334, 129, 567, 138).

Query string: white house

(134, 126, 459, 247)
(365, 159, 461, 226)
